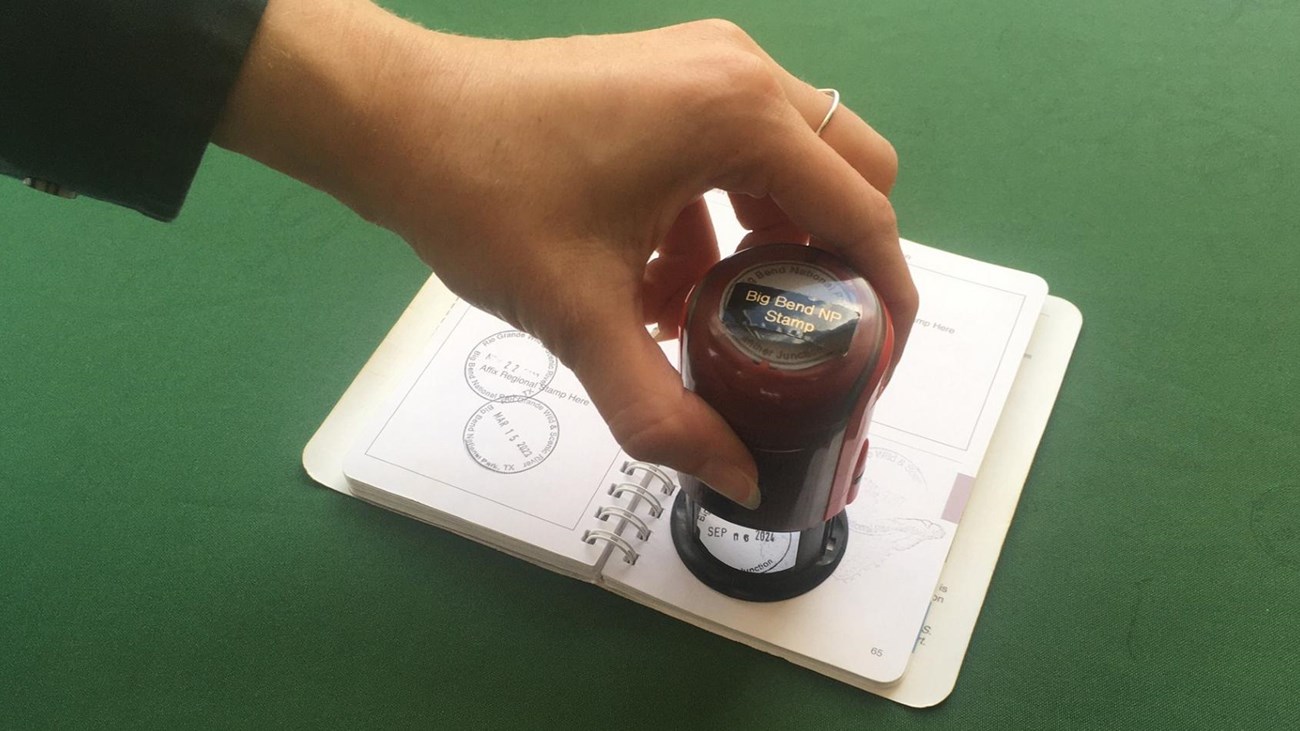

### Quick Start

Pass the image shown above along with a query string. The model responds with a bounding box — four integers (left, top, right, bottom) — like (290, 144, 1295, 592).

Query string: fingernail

(697, 458, 761, 510)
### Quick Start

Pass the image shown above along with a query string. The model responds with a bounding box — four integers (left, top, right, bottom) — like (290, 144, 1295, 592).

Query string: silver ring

(815, 88, 841, 136)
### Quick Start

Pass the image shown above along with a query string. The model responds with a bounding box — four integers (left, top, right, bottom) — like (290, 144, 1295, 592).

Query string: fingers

(751, 49, 900, 195)
(558, 304, 760, 509)
(746, 118, 919, 373)
(727, 192, 809, 250)
(642, 198, 719, 339)
(781, 85, 899, 195)
(725, 87, 899, 253)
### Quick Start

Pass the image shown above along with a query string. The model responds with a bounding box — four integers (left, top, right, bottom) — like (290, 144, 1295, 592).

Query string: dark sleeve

(0, 0, 269, 221)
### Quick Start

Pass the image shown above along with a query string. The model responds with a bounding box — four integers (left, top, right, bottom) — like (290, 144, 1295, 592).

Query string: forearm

(212, 0, 451, 224)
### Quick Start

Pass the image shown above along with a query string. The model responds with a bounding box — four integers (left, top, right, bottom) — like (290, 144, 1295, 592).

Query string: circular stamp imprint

(834, 448, 938, 582)
(694, 507, 799, 574)
(860, 446, 928, 510)
(463, 396, 560, 474)
(464, 331, 558, 400)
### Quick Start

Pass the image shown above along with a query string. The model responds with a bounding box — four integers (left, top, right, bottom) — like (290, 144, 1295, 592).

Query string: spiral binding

(580, 529, 638, 565)
(621, 461, 676, 495)
(607, 482, 664, 517)
(594, 506, 651, 540)
(581, 460, 679, 566)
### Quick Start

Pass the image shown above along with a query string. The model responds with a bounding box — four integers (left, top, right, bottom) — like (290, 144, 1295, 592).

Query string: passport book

(303, 192, 1081, 707)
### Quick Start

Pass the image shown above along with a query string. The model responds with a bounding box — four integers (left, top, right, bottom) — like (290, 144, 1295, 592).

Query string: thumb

(559, 310, 760, 510)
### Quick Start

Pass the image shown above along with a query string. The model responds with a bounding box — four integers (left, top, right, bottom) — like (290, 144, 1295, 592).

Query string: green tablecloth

(3, 1, 1296, 727)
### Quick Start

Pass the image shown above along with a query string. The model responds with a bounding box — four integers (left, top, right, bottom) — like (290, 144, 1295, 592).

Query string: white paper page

(874, 242, 1047, 476)
(343, 303, 628, 576)
(601, 193, 1048, 684)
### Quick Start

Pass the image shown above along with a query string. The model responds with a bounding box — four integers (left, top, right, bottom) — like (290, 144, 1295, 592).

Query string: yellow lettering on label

(817, 307, 842, 323)
(773, 295, 814, 315)
(765, 309, 815, 332)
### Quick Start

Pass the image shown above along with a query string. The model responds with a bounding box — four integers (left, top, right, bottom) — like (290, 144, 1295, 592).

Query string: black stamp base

(670, 491, 849, 602)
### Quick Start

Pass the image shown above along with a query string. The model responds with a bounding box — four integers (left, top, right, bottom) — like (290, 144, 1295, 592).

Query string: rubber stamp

(670, 243, 894, 601)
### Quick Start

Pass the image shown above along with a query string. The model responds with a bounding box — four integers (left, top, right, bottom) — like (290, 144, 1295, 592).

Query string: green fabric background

(2, 0, 1296, 727)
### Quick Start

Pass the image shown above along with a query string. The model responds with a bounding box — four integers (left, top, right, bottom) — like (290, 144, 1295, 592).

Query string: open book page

(598, 217, 1048, 685)
(342, 302, 627, 579)
(875, 296, 1082, 706)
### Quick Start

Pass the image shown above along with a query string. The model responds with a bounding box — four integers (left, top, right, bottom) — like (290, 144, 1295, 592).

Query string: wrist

(213, 0, 443, 222)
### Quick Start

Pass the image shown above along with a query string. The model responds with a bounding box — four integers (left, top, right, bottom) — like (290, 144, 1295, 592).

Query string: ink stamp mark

(464, 331, 558, 400)
(463, 396, 560, 474)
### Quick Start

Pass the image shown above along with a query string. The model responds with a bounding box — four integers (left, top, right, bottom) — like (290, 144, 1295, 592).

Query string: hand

(215, 0, 918, 508)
